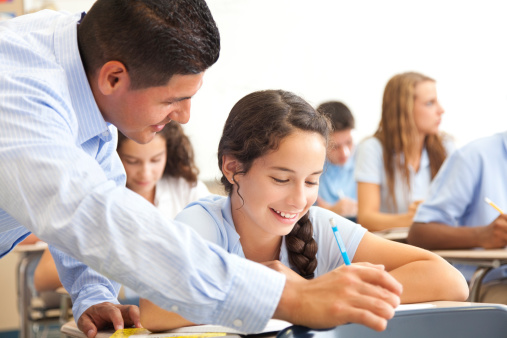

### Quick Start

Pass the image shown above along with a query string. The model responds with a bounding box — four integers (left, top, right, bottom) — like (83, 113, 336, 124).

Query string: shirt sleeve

(50, 135, 124, 321)
(0, 75, 285, 333)
(414, 149, 478, 226)
(175, 202, 222, 245)
(49, 245, 121, 321)
(355, 137, 384, 184)
(310, 207, 367, 274)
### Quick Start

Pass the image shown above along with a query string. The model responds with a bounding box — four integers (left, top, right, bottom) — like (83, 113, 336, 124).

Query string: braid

(285, 212, 318, 279)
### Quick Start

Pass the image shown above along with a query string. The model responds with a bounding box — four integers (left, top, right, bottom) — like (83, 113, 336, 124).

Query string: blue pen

(329, 218, 351, 265)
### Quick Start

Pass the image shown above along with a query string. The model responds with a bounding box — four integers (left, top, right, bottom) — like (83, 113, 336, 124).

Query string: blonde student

(355, 72, 455, 231)
(139, 90, 468, 332)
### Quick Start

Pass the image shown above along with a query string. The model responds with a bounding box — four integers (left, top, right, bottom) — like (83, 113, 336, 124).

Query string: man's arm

(49, 246, 141, 337)
(274, 264, 402, 332)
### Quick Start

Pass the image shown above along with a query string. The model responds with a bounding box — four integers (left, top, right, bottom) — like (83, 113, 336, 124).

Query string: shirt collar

(222, 197, 243, 255)
(54, 12, 111, 144)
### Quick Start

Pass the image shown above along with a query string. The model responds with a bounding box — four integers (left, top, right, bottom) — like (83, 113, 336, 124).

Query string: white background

(31, 0, 507, 180)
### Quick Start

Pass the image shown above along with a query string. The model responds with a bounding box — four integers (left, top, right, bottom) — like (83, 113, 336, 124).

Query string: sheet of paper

(395, 303, 436, 312)
(160, 319, 292, 335)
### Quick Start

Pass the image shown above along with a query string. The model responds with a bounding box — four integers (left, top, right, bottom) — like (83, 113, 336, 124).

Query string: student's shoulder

(356, 136, 382, 156)
(177, 194, 226, 217)
(175, 195, 230, 244)
(453, 132, 506, 163)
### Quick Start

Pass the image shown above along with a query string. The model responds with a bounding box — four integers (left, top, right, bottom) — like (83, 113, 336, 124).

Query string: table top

(432, 249, 507, 260)
(373, 227, 409, 242)
(13, 241, 48, 253)
(60, 301, 487, 338)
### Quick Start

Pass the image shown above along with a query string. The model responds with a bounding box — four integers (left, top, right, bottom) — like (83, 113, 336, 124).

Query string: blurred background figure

(355, 72, 454, 231)
(315, 101, 358, 221)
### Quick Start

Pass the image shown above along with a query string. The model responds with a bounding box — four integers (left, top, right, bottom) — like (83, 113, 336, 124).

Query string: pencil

(484, 197, 504, 214)
(329, 218, 351, 265)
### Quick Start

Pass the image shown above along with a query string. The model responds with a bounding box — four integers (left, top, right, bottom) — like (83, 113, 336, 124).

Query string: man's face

(106, 73, 204, 144)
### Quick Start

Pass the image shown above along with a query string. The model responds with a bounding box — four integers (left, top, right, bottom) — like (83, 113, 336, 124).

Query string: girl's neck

(137, 187, 156, 205)
(230, 198, 282, 263)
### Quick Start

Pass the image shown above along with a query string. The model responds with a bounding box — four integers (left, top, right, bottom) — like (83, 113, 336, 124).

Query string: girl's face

(413, 81, 445, 136)
(230, 131, 326, 239)
(118, 134, 167, 199)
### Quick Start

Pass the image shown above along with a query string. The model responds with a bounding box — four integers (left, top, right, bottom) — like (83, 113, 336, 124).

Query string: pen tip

(329, 217, 335, 225)
(485, 197, 491, 204)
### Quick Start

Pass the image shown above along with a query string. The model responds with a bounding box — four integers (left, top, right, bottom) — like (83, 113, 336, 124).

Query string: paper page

(148, 319, 292, 335)
(395, 303, 436, 312)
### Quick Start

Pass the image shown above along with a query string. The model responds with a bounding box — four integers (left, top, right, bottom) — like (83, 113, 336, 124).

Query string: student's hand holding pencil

(273, 262, 402, 332)
(477, 214, 507, 249)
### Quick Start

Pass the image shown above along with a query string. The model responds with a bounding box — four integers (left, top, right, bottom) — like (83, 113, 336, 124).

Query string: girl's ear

(222, 154, 241, 184)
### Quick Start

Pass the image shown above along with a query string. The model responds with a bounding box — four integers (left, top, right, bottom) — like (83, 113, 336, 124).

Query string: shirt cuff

(212, 254, 286, 333)
(72, 284, 120, 323)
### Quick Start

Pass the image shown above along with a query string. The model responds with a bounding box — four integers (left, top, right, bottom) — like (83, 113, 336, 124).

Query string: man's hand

(78, 302, 142, 338)
(274, 263, 402, 331)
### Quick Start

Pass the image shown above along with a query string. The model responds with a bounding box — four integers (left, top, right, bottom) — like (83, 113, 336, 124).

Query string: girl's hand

(261, 260, 304, 281)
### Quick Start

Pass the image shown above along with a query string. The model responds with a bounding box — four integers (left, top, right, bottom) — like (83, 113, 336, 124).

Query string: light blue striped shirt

(0, 10, 284, 332)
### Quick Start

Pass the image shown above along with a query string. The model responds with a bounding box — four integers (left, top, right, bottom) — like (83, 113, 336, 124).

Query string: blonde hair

(374, 72, 447, 211)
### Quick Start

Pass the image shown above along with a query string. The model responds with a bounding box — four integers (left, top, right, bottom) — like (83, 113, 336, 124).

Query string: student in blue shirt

(315, 101, 357, 220)
(355, 72, 454, 231)
(139, 90, 468, 332)
(408, 132, 507, 302)
(0, 1, 426, 336)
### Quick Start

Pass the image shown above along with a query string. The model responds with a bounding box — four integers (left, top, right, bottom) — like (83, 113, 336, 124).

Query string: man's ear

(96, 61, 130, 96)
(222, 154, 241, 185)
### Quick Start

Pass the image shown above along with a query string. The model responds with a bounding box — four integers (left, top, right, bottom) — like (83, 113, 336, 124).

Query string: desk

(432, 249, 507, 302)
(13, 242, 48, 338)
(278, 302, 507, 338)
(372, 227, 409, 243)
(60, 301, 479, 338)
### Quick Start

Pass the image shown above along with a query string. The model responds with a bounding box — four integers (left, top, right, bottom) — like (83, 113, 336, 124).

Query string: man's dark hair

(316, 101, 355, 132)
(78, 0, 220, 89)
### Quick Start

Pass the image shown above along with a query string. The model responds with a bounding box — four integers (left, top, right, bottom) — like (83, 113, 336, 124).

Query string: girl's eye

(125, 160, 138, 165)
(272, 177, 289, 183)
(306, 181, 318, 186)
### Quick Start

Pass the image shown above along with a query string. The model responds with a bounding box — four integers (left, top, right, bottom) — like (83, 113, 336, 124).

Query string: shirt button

(171, 305, 179, 312)
(233, 319, 243, 327)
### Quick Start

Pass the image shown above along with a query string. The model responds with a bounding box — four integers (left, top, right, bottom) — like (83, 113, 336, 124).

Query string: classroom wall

(27, 0, 507, 181)
(0, 253, 22, 331)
